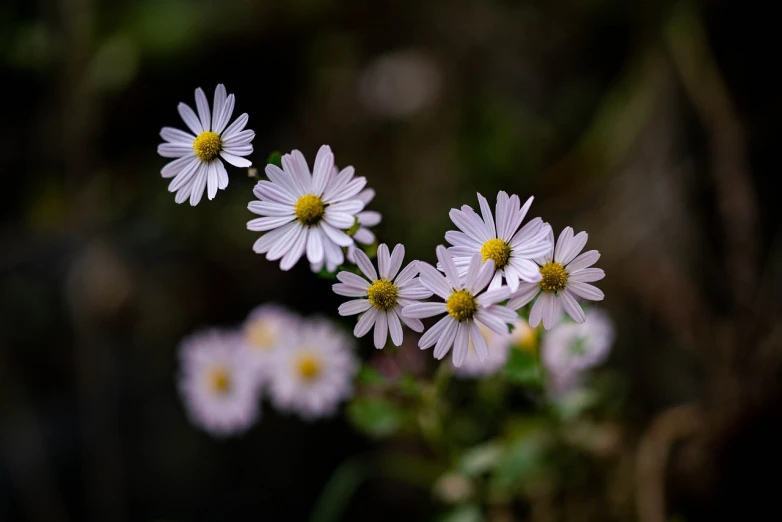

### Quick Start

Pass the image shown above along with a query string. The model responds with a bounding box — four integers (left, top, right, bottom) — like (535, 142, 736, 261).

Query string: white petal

(189, 167, 207, 206)
(322, 166, 355, 201)
(222, 129, 254, 147)
(559, 289, 585, 323)
(402, 302, 447, 319)
(267, 222, 302, 260)
(312, 145, 334, 196)
(279, 226, 307, 270)
(247, 215, 296, 232)
(469, 322, 489, 362)
(354, 309, 378, 337)
(323, 211, 356, 229)
(194, 87, 211, 130)
(157, 143, 193, 158)
(286, 150, 312, 194)
(507, 283, 540, 310)
(510, 258, 542, 283)
(215, 94, 235, 134)
(352, 248, 378, 280)
(177, 102, 202, 134)
(566, 282, 604, 301)
(433, 318, 458, 360)
(541, 292, 563, 330)
(470, 257, 495, 294)
(374, 311, 388, 349)
(339, 299, 371, 316)
(561, 231, 588, 265)
(394, 261, 419, 286)
(445, 231, 481, 249)
(397, 284, 432, 300)
(167, 159, 200, 191)
(396, 305, 424, 332)
(206, 162, 218, 200)
(475, 308, 510, 335)
(476, 193, 496, 238)
(449, 208, 489, 244)
(332, 283, 368, 297)
(222, 113, 248, 139)
(566, 250, 600, 272)
(452, 322, 470, 367)
(252, 221, 297, 254)
(219, 151, 252, 168)
(477, 287, 510, 307)
(332, 177, 367, 202)
(418, 262, 452, 299)
(388, 310, 404, 346)
(215, 160, 229, 189)
(528, 293, 546, 327)
(253, 180, 296, 205)
(494, 191, 509, 241)
(436, 245, 461, 287)
(264, 164, 300, 197)
(161, 155, 195, 178)
(248, 201, 295, 217)
(377, 244, 391, 279)
(306, 226, 324, 264)
(211, 84, 226, 131)
(160, 126, 195, 144)
(554, 227, 574, 263)
(336, 271, 370, 290)
(568, 268, 605, 283)
(387, 244, 405, 280)
(358, 210, 382, 227)
(320, 223, 353, 247)
(419, 316, 453, 349)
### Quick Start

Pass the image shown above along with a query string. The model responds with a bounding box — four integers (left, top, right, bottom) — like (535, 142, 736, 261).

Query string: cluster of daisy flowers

(160, 85, 610, 433)
(178, 304, 358, 436)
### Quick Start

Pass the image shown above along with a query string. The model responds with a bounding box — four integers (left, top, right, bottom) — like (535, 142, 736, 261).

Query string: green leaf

(266, 151, 282, 168)
(347, 396, 402, 438)
(502, 348, 543, 389)
(458, 442, 504, 477)
(492, 433, 547, 489)
(356, 365, 387, 387)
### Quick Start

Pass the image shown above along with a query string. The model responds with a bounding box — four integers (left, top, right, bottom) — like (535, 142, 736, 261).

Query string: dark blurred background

(2, 0, 782, 521)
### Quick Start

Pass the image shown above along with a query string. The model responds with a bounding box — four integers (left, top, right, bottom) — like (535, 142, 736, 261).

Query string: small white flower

(507, 226, 605, 330)
(334, 243, 432, 349)
(158, 84, 254, 206)
(268, 317, 358, 420)
(178, 329, 260, 437)
(346, 187, 382, 264)
(445, 192, 552, 292)
(542, 308, 615, 395)
(248, 145, 367, 271)
(240, 304, 300, 380)
(402, 246, 518, 367)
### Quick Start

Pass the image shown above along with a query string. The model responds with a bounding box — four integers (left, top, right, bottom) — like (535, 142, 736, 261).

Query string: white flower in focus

(346, 187, 382, 264)
(507, 226, 605, 330)
(334, 244, 432, 349)
(178, 329, 259, 437)
(268, 318, 358, 420)
(241, 304, 300, 380)
(402, 246, 518, 367)
(541, 308, 615, 394)
(445, 192, 552, 293)
(158, 84, 254, 205)
(248, 146, 367, 271)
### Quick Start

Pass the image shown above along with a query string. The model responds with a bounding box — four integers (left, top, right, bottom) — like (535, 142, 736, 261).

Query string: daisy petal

(477, 287, 510, 307)
(566, 250, 600, 272)
(177, 103, 202, 134)
(332, 283, 368, 297)
(554, 227, 574, 263)
(401, 302, 447, 319)
(452, 322, 469, 367)
(507, 283, 540, 310)
(419, 316, 452, 349)
(418, 263, 452, 299)
(568, 268, 605, 283)
(219, 151, 252, 168)
(355, 309, 378, 337)
(567, 282, 604, 301)
(374, 311, 388, 349)
(394, 261, 419, 286)
(339, 299, 372, 316)
(194, 87, 211, 130)
(559, 289, 585, 323)
(352, 249, 378, 280)
(469, 322, 489, 362)
(336, 271, 370, 289)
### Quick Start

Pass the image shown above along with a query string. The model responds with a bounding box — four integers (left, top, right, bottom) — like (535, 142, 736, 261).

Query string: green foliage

(502, 348, 543, 390)
(266, 151, 282, 168)
(347, 396, 403, 438)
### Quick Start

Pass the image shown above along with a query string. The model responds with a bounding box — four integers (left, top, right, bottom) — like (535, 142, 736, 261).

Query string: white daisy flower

(248, 145, 367, 271)
(158, 84, 254, 206)
(334, 243, 432, 349)
(240, 304, 300, 380)
(268, 317, 358, 420)
(178, 329, 259, 437)
(507, 226, 605, 330)
(542, 308, 615, 396)
(346, 187, 382, 264)
(402, 246, 518, 367)
(444, 192, 552, 293)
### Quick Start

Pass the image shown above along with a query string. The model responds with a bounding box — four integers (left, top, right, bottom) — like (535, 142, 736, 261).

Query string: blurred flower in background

(178, 329, 260, 437)
(240, 303, 300, 381)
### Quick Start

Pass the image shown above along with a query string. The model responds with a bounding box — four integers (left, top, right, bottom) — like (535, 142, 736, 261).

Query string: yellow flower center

(539, 262, 568, 293)
(294, 194, 325, 226)
(367, 279, 398, 311)
(244, 319, 277, 351)
(480, 238, 511, 269)
(192, 131, 222, 162)
(208, 366, 231, 395)
(295, 352, 322, 381)
(446, 289, 477, 322)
